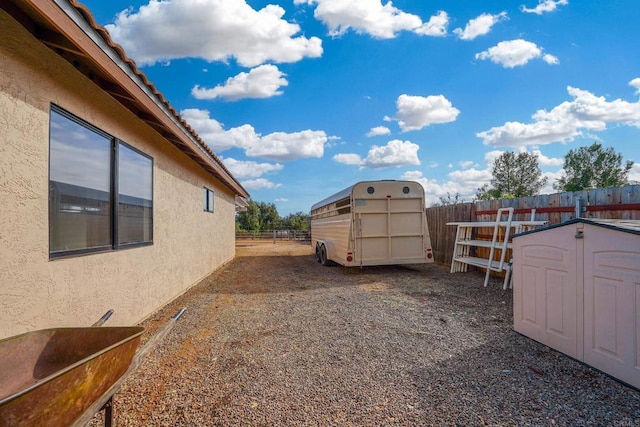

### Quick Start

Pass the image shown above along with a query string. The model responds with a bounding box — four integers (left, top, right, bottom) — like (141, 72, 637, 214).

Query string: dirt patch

(235, 241, 313, 257)
(358, 281, 392, 292)
(90, 242, 640, 426)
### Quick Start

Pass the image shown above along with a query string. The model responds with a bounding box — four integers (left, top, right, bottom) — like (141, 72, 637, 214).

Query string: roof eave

(11, 0, 249, 199)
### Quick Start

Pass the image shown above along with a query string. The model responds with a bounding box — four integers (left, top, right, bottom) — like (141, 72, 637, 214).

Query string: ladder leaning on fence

(447, 208, 547, 289)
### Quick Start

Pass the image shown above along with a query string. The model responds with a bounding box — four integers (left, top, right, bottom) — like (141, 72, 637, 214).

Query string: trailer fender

(322, 241, 335, 261)
(315, 240, 334, 266)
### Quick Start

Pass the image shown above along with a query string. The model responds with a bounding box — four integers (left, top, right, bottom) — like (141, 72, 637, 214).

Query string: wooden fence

(425, 202, 474, 266)
(426, 184, 640, 267)
(236, 230, 311, 243)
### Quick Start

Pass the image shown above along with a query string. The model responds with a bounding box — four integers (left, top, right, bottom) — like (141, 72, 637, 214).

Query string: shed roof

(4, 0, 249, 199)
(514, 218, 640, 238)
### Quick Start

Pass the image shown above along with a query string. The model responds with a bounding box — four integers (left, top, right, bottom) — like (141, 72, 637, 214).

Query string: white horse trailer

(310, 180, 434, 267)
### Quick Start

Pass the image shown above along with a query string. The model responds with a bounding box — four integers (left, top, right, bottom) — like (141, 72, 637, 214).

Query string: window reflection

(208, 190, 214, 212)
(49, 110, 112, 253)
(118, 143, 153, 245)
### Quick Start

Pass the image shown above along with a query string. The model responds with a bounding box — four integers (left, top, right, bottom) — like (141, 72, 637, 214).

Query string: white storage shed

(512, 218, 640, 389)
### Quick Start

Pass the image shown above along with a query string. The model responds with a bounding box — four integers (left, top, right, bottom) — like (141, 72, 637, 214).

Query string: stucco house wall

(0, 9, 241, 339)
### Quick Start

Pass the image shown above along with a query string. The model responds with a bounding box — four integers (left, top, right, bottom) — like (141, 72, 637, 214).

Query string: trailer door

(354, 196, 425, 265)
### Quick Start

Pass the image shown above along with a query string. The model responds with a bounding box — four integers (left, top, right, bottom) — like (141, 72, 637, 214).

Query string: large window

(49, 105, 153, 258)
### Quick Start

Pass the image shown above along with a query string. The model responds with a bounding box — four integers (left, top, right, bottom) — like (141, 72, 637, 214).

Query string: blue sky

(80, 0, 640, 214)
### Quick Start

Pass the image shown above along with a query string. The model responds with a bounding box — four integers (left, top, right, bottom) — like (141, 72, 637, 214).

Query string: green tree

(554, 142, 634, 191)
(257, 202, 281, 230)
(236, 200, 261, 232)
(476, 151, 547, 200)
(431, 192, 466, 207)
(235, 202, 309, 232)
(282, 212, 309, 230)
(235, 201, 284, 231)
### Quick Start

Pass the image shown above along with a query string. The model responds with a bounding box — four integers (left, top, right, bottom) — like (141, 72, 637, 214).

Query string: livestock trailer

(310, 180, 434, 267)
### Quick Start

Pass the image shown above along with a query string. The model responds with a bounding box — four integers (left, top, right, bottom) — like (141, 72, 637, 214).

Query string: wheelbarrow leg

(71, 308, 187, 427)
(102, 397, 114, 427)
(92, 309, 115, 327)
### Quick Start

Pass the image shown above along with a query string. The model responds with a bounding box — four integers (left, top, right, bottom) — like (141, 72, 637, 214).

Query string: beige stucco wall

(0, 10, 237, 339)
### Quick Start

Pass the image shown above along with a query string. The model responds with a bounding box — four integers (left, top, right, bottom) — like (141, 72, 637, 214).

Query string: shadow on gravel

(404, 275, 640, 426)
(210, 253, 448, 295)
(412, 331, 640, 426)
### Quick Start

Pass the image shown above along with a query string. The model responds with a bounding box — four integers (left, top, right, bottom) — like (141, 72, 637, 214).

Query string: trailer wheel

(320, 244, 330, 266)
(315, 244, 322, 263)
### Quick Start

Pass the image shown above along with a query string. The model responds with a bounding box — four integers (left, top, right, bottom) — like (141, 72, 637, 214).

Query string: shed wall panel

(583, 224, 640, 388)
(513, 225, 578, 358)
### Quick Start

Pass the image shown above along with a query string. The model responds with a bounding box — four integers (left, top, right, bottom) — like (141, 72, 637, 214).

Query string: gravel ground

(91, 242, 640, 426)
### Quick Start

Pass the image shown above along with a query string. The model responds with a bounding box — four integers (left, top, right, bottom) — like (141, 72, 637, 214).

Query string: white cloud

(385, 94, 460, 131)
(415, 11, 449, 37)
(475, 39, 556, 68)
(543, 54, 560, 65)
(459, 160, 475, 169)
(180, 108, 231, 150)
(521, 0, 568, 15)
(483, 150, 505, 166)
(105, 0, 323, 67)
(334, 140, 420, 169)
(448, 168, 493, 188)
(295, 1, 449, 39)
(401, 169, 489, 206)
(221, 158, 284, 179)
(401, 171, 452, 206)
(366, 126, 391, 137)
(630, 78, 640, 95)
(629, 163, 640, 183)
(275, 198, 289, 202)
(250, 131, 328, 161)
(333, 153, 363, 165)
(531, 149, 563, 167)
(541, 169, 564, 194)
(192, 65, 288, 101)
(325, 135, 342, 149)
(477, 83, 640, 147)
(401, 147, 562, 206)
(401, 170, 425, 182)
(181, 108, 329, 161)
(294, 0, 421, 38)
(428, 161, 438, 168)
(241, 178, 282, 190)
(363, 140, 420, 168)
(453, 12, 507, 41)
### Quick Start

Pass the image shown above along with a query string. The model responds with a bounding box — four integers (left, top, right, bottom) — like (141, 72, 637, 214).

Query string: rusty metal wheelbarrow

(0, 308, 185, 426)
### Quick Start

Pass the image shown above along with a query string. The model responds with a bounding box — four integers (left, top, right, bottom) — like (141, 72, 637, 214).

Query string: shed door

(513, 225, 579, 358)
(583, 225, 640, 389)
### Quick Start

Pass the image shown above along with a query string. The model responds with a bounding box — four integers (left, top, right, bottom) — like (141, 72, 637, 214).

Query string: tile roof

(6, 0, 249, 199)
